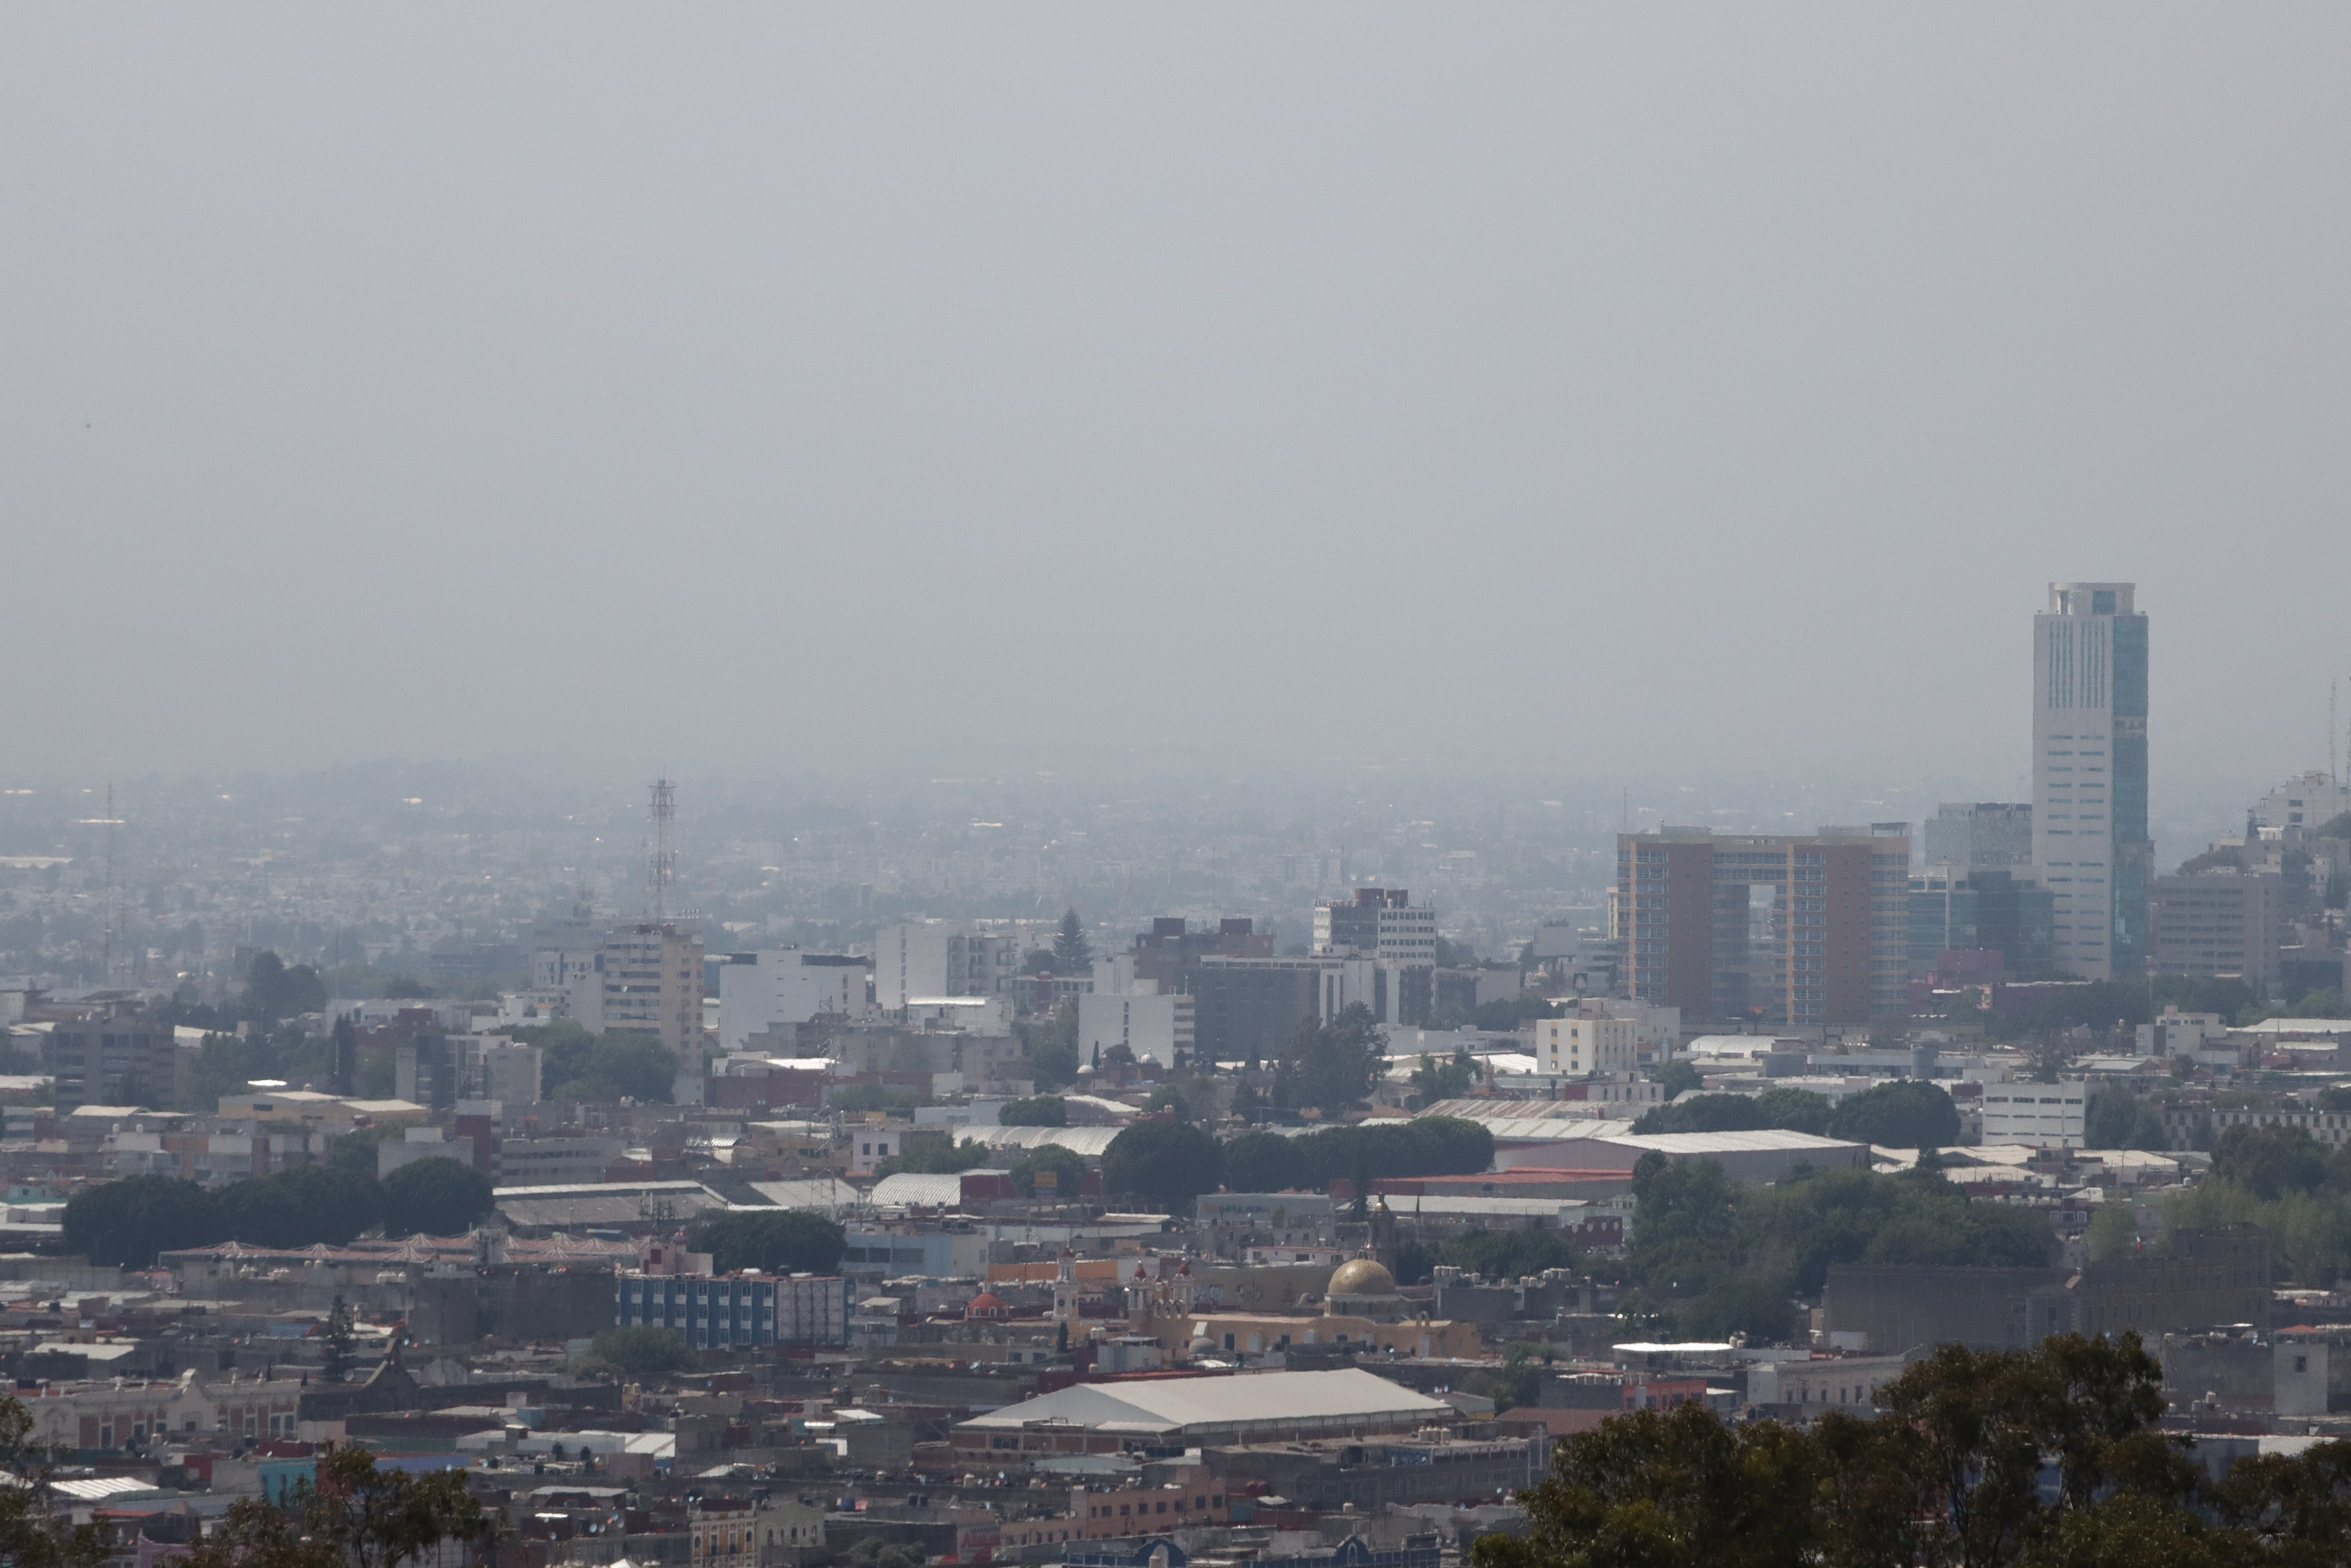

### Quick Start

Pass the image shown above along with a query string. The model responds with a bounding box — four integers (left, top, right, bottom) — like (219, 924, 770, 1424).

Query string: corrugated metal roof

(1609, 1129, 1862, 1155)
(741, 1178, 861, 1214)
(868, 1173, 967, 1209)
(963, 1125, 1123, 1158)
(959, 1367, 1451, 1436)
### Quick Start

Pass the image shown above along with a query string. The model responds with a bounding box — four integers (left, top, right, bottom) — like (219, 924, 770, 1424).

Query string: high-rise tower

(2032, 582, 2150, 981)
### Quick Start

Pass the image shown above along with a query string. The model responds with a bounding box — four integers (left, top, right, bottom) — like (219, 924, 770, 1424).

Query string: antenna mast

(647, 779, 676, 924)
(103, 784, 116, 980)
(2334, 679, 2341, 786)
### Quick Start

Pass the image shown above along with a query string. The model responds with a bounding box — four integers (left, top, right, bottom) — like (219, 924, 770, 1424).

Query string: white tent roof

(958, 1367, 1450, 1439)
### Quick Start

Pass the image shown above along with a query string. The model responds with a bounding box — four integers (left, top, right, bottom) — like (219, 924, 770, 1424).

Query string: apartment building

(2151, 872, 2284, 997)
(1618, 824, 1910, 1027)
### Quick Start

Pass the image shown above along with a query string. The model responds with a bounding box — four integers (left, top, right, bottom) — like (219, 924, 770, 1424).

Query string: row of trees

(1619, 1151, 2056, 1341)
(61, 1157, 496, 1266)
(2164, 1121, 2351, 1286)
(1632, 1080, 1962, 1148)
(875, 1112, 1496, 1212)
(1478, 1332, 2351, 1568)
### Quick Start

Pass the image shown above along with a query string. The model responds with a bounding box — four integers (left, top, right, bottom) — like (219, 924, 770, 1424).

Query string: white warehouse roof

(962, 1124, 1125, 1158)
(959, 1368, 1451, 1439)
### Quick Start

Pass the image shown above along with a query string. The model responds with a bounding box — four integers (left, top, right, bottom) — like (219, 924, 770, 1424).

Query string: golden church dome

(1327, 1258, 1398, 1297)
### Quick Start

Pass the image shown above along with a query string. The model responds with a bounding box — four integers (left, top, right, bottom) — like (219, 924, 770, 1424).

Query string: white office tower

(872, 922, 1020, 1010)
(715, 950, 871, 1051)
(2031, 583, 2152, 983)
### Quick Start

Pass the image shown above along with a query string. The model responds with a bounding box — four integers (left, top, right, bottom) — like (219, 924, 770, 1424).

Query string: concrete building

(49, 1005, 178, 1114)
(715, 950, 870, 1052)
(2031, 581, 2152, 982)
(2258, 772, 2351, 833)
(1979, 1081, 2088, 1146)
(1907, 870, 2055, 978)
(873, 923, 1021, 1011)
(1181, 954, 1418, 1064)
(600, 923, 705, 1057)
(1076, 990, 1196, 1070)
(1824, 1226, 2268, 1352)
(1313, 889, 1437, 1024)
(614, 1270, 851, 1348)
(1618, 824, 1911, 1026)
(1528, 1016, 1637, 1078)
(2151, 872, 2284, 997)
(1922, 803, 2034, 872)
(394, 1036, 543, 1111)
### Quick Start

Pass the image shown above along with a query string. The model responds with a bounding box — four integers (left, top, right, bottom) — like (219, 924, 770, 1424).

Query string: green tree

(2212, 1123, 2331, 1200)
(579, 1325, 696, 1376)
(216, 1166, 381, 1248)
(63, 1175, 225, 1267)
(329, 1121, 421, 1180)
(1143, 1083, 1193, 1119)
(1634, 1093, 1770, 1135)
(1220, 1130, 1306, 1192)
(242, 951, 328, 1027)
(1103, 1120, 1223, 1211)
(2085, 1203, 2138, 1262)
(686, 1209, 846, 1273)
(1442, 1228, 1580, 1280)
(998, 1095, 1069, 1127)
(1650, 1059, 1702, 1099)
(1274, 1003, 1386, 1112)
(1009, 1143, 1087, 1199)
(1412, 1048, 1481, 1102)
(378, 1157, 494, 1237)
(2086, 1089, 2172, 1153)
(873, 1135, 993, 1178)
(322, 1295, 356, 1383)
(183, 1443, 491, 1568)
(0, 1388, 107, 1568)
(1828, 1080, 1962, 1148)
(1020, 1005, 1081, 1091)
(542, 1030, 677, 1102)
(1469, 1333, 2223, 1568)
(1052, 909, 1093, 975)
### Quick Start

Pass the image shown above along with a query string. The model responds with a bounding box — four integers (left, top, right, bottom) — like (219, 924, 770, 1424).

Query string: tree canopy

(686, 1209, 846, 1274)
(1273, 1003, 1386, 1112)
(378, 1157, 494, 1237)
(1217, 1117, 1494, 1195)
(1102, 1119, 1222, 1211)
(63, 1175, 225, 1267)
(182, 1442, 491, 1568)
(1634, 1090, 1831, 1137)
(1824, 1079, 1961, 1147)
(1051, 909, 1093, 975)
(536, 1028, 678, 1102)
(1621, 1155, 2056, 1341)
(1473, 1331, 2351, 1568)
(998, 1095, 1068, 1127)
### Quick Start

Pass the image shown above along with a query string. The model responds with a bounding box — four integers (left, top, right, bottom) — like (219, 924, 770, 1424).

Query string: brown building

(1619, 826, 1911, 1027)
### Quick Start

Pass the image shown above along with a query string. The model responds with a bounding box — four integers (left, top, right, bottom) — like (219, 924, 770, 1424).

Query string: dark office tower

(1617, 824, 1911, 1027)
(2032, 583, 2151, 981)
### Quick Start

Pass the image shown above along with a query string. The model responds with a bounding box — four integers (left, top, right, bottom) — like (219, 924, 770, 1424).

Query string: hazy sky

(5, 7, 2347, 801)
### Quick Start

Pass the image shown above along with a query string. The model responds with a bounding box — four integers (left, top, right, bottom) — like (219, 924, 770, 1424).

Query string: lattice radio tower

(647, 778, 676, 924)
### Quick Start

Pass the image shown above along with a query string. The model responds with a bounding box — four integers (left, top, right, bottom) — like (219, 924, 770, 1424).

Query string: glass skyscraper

(2031, 582, 2150, 980)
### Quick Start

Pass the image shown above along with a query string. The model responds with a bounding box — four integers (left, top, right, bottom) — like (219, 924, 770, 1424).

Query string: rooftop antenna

(647, 778, 676, 924)
(102, 784, 117, 980)
(76, 785, 125, 980)
(2334, 679, 2341, 786)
